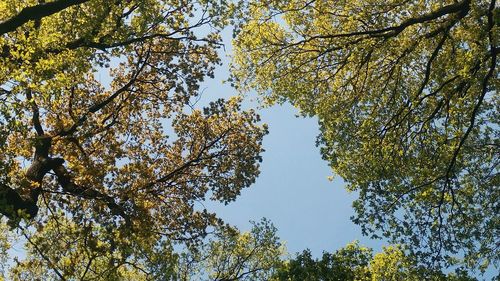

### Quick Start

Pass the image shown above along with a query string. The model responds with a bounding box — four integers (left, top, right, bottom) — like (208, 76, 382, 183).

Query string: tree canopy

(233, 0, 499, 269)
(0, 0, 268, 270)
(0, 0, 498, 279)
(0, 218, 477, 280)
(7, 218, 283, 280)
(273, 242, 477, 281)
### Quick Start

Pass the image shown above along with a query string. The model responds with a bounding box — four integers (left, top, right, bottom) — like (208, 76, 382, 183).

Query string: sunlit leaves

(8, 217, 283, 280)
(273, 242, 477, 281)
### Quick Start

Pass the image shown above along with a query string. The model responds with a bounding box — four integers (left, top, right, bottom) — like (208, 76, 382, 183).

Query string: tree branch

(299, 0, 470, 43)
(21, 227, 67, 281)
(0, 0, 91, 35)
(57, 49, 150, 137)
(51, 163, 131, 225)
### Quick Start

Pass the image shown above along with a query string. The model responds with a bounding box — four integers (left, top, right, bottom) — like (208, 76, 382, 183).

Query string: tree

(273, 242, 372, 281)
(0, 0, 267, 268)
(10, 215, 177, 280)
(181, 218, 284, 281)
(273, 242, 478, 281)
(232, 0, 499, 268)
(7, 218, 283, 280)
(369, 246, 479, 281)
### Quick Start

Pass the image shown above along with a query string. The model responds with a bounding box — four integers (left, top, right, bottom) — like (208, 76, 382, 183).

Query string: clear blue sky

(199, 29, 385, 256)
(206, 102, 385, 256)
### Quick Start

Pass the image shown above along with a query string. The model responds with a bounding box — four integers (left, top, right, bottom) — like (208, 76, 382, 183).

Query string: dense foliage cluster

(274, 242, 477, 281)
